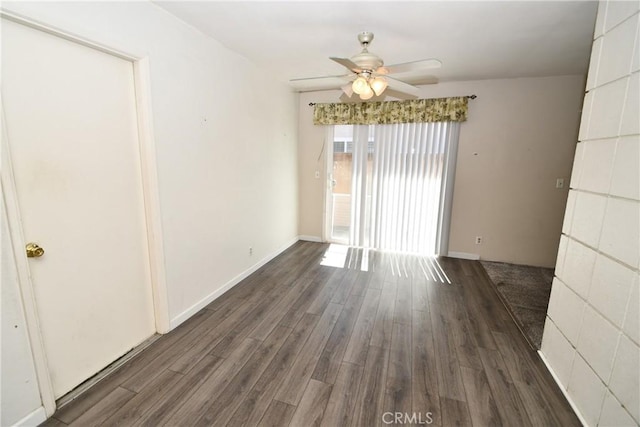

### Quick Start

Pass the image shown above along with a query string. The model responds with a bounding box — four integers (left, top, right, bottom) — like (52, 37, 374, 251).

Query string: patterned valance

(313, 97, 468, 125)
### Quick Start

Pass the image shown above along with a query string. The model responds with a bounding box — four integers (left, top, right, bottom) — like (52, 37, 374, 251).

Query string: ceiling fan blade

(383, 88, 417, 100)
(289, 74, 352, 82)
(397, 75, 439, 85)
(385, 76, 421, 98)
(289, 74, 354, 92)
(381, 59, 442, 75)
(339, 92, 354, 103)
(330, 57, 362, 73)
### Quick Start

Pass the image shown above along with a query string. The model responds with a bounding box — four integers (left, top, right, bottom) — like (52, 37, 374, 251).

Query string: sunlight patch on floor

(320, 243, 349, 268)
(320, 244, 451, 284)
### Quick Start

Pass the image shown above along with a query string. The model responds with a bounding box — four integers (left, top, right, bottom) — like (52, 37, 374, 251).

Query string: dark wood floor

(42, 241, 580, 426)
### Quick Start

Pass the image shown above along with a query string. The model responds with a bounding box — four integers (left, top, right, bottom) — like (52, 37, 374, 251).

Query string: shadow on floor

(480, 261, 553, 349)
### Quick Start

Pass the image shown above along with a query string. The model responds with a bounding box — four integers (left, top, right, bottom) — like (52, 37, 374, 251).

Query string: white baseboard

(12, 406, 47, 427)
(169, 236, 299, 329)
(447, 251, 480, 260)
(298, 235, 322, 242)
(537, 351, 587, 427)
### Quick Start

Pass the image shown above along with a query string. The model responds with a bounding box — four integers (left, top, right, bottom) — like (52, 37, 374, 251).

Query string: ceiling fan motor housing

(352, 31, 383, 72)
(351, 51, 384, 72)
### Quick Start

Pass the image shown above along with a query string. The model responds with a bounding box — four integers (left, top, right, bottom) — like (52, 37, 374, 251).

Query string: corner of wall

(540, 3, 640, 425)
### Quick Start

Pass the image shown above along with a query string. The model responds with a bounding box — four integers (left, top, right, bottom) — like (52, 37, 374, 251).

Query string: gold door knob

(26, 243, 45, 258)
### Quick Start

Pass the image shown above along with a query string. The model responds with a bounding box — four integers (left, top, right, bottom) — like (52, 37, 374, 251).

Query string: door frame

(322, 126, 337, 243)
(0, 10, 169, 416)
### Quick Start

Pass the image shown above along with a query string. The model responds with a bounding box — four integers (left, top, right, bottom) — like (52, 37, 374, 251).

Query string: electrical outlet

(475, 236, 483, 245)
(556, 178, 565, 189)
(315, 170, 320, 179)
(249, 247, 253, 256)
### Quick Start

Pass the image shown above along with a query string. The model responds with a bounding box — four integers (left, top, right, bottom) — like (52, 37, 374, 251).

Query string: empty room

(2, 1, 638, 426)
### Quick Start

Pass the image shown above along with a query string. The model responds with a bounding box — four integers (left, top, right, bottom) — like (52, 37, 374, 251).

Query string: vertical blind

(348, 121, 460, 255)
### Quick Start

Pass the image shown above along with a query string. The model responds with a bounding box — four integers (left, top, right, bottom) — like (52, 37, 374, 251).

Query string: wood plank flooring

(42, 241, 580, 426)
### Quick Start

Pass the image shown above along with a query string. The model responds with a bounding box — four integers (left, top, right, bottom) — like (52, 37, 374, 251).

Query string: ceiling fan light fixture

(341, 83, 354, 97)
(359, 85, 374, 100)
(370, 77, 388, 96)
(352, 76, 369, 95)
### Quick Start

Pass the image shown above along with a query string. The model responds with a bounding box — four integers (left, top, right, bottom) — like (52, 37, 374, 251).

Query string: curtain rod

(308, 94, 477, 106)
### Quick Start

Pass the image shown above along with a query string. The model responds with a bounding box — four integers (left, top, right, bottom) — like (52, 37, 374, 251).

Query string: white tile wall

(609, 335, 640, 422)
(567, 354, 607, 426)
(541, 3, 640, 426)
(562, 190, 577, 235)
(586, 37, 603, 91)
(570, 189, 608, 249)
(600, 390, 637, 426)
(576, 306, 620, 380)
(578, 92, 594, 142)
(620, 71, 640, 136)
(562, 239, 598, 298)
(604, 1, 640, 32)
(547, 277, 586, 345)
(593, 1, 607, 38)
(555, 235, 569, 278)
(632, 25, 640, 72)
(623, 275, 639, 344)
(597, 15, 638, 86)
(587, 77, 628, 140)
(599, 197, 640, 268)
(570, 145, 585, 191)
(578, 139, 615, 194)
(610, 136, 640, 200)
(588, 254, 636, 328)
(542, 318, 576, 386)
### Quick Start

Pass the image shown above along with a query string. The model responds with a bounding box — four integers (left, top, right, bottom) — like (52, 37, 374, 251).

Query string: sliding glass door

(325, 122, 460, 256)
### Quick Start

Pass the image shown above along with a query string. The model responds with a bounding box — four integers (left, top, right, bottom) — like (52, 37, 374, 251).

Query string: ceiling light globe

(352, 76, 369, 95)
(370, 77, 388, 96)
(359, 86, 374, 100)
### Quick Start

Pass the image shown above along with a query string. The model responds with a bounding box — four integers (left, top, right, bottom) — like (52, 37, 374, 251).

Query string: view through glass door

(328, 125, 374, 244)
(328, 125, 352, 243)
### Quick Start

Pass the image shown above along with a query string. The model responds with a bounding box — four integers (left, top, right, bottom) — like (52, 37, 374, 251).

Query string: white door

(2, 18, 155, 398)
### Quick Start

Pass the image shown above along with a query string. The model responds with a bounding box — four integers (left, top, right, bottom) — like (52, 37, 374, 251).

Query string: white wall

(2, 2, 298, 422)
(1, 198, 43, 426)
(2, 1, 299, 323)
(298, 75, 584, 266)
(541, 1, 639, 426)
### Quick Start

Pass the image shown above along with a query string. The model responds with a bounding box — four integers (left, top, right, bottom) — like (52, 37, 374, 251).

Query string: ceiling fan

(291, 31, 442, 101)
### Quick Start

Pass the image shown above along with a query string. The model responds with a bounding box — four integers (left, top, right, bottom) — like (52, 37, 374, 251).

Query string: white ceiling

(154, 1, 598, 92)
